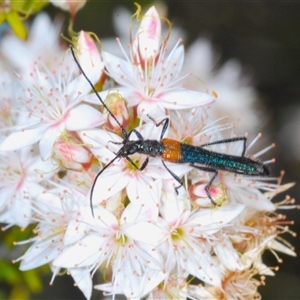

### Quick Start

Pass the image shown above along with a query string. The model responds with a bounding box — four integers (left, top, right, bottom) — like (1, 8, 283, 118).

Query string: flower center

(171, 227, 184, 241)
(126, 156, 143, 172)
(116, 232, 128, 245)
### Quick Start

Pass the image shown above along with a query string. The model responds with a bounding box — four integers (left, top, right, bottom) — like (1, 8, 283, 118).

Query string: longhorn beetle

(70, 46, 270, 217)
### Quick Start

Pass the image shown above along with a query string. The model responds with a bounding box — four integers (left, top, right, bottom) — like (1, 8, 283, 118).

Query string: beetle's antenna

(89, 155, 120, 217)
(70, 45, 128, 138)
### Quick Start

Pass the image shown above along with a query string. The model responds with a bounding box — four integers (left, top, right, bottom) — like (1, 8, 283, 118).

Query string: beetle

(70, 46, 269, 216)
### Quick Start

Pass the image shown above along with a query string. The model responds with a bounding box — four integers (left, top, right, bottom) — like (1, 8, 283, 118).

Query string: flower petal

(69, 267, 92, 300)
(66, 104, 105, 130)
(76, 30, 103, 84)
(91, 169, 129, 205)
(125, 221, 164, 244)
(0, 126, 46, 151)
(268, 239, 297, 257)
(20, 238, 63, 270)
(134, 6, 161, 62)
(78, 128, 122, 161)
(103, 52, 136, 87)
(228, 187, 276, 212)
(165, 44, 184, 78)
(39, 126, 62, 161)
(53, 235, 105, 268)
(214, 237, 244, 271)
(160, 88, 215, 109)
(159, 192, 187, 222)
(126, 174, 161, 207)
(191, 203, 245, 234)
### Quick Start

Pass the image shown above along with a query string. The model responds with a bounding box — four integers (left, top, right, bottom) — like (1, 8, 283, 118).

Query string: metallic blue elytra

(180, 143, 269, 176)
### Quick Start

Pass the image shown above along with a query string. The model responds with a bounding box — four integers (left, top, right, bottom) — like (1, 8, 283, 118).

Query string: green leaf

(0, 261, 19, 284)
(22, 269, 43, 292)
(5, 11, 27, 40)
(11, 0, 49, 14)
(0, 13, 5, 23)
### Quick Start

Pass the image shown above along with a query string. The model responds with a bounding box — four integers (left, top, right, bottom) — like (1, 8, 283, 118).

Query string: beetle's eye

(129, 146, 137, 154)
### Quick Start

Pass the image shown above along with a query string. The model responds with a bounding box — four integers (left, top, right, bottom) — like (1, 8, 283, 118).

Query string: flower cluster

(0, 5, 296, 300)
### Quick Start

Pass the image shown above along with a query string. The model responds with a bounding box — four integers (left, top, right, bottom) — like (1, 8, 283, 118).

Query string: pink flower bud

(102, 93, 130, 134)
(75, 31, 103, 84)
(133, 6, 161, 67)
(52, 131, 93, 172)
(50, 0, 86, 19)
(189, 181, 228, 207)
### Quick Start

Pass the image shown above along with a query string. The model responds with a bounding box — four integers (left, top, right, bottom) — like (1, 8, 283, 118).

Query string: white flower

(0, 72, 20, 132)
(13, 187, 84, 267)
(0, 51, 105, 161)
(237, 205, 297, 270)
(104, 6, 259, 134)
(157, 193, 245, 287)
(146, 275, 188, 300)
(187, 266, 262, 300)
(53, 203, 166, 299)
(167, 107, 226, 144)
(213, 233, 246, 271)
(0, 13, 64, 74)
(13, 183, 91, 296)
(0, 146, 54, 228)
(182, 38, 260, 135)
(99, 6, 215, 117)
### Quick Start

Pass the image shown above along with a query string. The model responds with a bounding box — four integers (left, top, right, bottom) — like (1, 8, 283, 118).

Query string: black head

(117, 140, 143, 157)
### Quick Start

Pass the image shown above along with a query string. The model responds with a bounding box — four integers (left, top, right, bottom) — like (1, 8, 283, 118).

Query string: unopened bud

(132, 6, 161, 67)
(74, 31, 103, 84)
(50, 0, 86, 19)
(189, 181, 228, 207)
(102, 93, 129, 133)
(53, 131, 93, 172)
